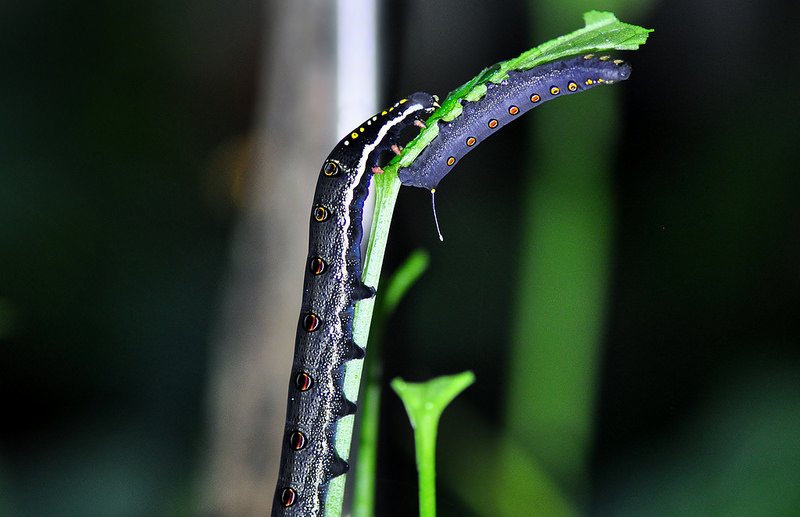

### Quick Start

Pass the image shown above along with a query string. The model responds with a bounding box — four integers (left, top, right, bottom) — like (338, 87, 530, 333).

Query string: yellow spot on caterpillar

(488, 119, 499, 129)
(550, 86, 560, 95)
(584, 54, 594, 59)
(613, 59, 624, 65)
(568, 81, 578, 92)
(388, 106, 394, 112)
(446, 156, 456, 166)
(585, 79, 594, 85)
(530, 94, 541, 103)
(359, 127, 364, 132)
(597, 78, 605, 83)
(313, 205, 329, 222)
(600, 55, 610, 61)
(351, 132, 358, 139)
(399, 98, 407, 104)
(466, 136, 476, 146)
(381, 110, 387, 116)
(508, 105, 520, 115)
(322, 161, 339, 176)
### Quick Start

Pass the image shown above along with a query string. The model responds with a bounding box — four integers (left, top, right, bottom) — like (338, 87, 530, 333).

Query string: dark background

(2, 0, 798, 515)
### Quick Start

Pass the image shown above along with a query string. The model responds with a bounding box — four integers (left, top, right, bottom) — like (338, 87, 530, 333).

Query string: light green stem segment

(351, 382, 381, 517)
(392, 371, 476, 517)
(353, 250, 430, 517)
(323, 171, 401, 517)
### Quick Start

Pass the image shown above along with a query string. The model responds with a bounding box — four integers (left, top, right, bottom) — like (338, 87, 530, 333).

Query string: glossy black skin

(273, 92, 437, 517)
(398, 55, 632, 190)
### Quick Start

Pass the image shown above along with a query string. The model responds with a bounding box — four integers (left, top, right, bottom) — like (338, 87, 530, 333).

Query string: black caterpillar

(273, 54, 631, 516)
(398, 54, 631, 191)
(272, 92, 438, 516)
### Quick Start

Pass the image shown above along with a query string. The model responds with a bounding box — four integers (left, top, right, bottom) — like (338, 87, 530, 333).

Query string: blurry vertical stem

(353, 251, 430, 517)
(506, 7, 624, 496)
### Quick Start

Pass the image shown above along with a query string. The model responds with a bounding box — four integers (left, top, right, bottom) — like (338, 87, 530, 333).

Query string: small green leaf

(392, 372, 476, 517)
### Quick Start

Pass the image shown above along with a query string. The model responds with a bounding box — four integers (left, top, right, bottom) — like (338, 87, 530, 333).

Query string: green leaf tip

(391, 371, 476, 428)
(380, 249, 429, 316)
(384, 10, 652, 176)
(392, 372, 475, 517)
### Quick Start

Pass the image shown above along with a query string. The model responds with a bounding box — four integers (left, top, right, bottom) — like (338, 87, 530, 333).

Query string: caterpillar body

(398, 55, 631, 190)
(273, 92, 438, 516)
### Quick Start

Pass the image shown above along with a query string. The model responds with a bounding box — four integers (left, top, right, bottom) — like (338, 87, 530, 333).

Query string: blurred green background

(1, 1, 798, 516)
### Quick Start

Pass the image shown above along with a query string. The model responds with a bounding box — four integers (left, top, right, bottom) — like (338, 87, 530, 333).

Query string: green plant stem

(352, 382, 381, 517)
(324, 172, 402, 516)
(414, 416, 439, 517)
(353, 250, 429, 517)
(392, 372, 476, 517)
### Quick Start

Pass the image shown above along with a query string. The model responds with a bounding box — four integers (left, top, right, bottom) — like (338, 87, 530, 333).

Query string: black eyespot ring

(302, 312, 320, 332)
(312, 205, 330, 222)
(309, 257, 327, 275)
(279, 487, 297, 508)
(288, 430, 307, 451)
(321, 161, 339, 177)
(295, 371, 313, 391)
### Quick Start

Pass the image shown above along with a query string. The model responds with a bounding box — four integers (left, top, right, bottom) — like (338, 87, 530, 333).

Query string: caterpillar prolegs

(272, 92, 438, 516)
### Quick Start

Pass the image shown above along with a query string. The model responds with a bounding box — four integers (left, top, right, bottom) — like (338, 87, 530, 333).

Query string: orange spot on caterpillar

(288, 431, 307, 451)
(279, 488, 297, 508)
(309, 257, 326, 275)
(295, 371, 313, 391)
(302, 313, 320, 332)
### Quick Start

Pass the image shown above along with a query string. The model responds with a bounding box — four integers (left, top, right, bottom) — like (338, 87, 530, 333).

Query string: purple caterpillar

(272, 92, 438, 516)
(399, 54, 631, 191)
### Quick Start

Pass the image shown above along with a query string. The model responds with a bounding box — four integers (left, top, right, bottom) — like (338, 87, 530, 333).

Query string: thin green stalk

(392, 372, 476, 517)
(353, 250, 430, 517)
(414, 419, 438, 517)
(352, 381, 381, 517)
(324, 171, 402, 516)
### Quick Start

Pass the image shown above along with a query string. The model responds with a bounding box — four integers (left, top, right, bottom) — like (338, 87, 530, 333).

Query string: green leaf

(392, 372, 476, 517)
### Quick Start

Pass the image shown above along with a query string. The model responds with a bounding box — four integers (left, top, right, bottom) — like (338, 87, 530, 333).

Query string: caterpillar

(272, 92, 438, 516)
(398, 54, 631, 192)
